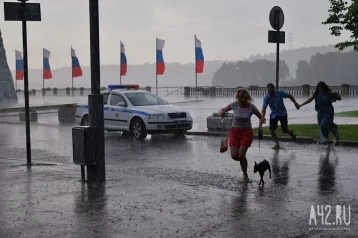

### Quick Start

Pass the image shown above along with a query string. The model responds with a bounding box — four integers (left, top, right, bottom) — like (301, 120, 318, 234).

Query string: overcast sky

(0, 0, 350, 70)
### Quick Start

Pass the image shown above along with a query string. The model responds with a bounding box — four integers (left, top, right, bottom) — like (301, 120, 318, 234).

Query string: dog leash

(258, 127, 261, 159)
(258, 135, 261, 163)
(258, 130, 263, 163)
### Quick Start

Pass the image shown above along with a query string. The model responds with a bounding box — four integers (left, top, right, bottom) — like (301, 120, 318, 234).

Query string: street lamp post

(19, 0, 32, 165)
(86, 0, 105, 182)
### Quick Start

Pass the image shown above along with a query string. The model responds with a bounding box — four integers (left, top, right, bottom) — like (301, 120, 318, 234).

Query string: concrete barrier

(207, 115, 232, 132)
(58, 107, 76, 123)
(0, 103, 76, 114)
(19, 111, 38, 122)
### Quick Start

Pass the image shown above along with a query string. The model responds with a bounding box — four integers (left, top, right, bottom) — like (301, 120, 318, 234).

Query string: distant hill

(13, 61, 226, 90)
(12, 45, 347, 89)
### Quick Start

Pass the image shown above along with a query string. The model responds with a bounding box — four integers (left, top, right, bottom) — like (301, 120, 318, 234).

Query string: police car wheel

(80, 115, 88, 126)
(130, 118, 147, 140)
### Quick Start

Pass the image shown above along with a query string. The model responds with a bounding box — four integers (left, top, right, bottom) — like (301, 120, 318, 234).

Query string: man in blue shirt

(261, 83, 300, 149)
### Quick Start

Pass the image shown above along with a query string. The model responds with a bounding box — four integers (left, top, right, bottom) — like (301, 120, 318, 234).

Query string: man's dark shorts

(270, 115, 288, 131)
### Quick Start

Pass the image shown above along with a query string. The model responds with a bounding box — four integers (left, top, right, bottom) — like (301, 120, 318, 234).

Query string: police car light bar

(108, 84, 139, 90)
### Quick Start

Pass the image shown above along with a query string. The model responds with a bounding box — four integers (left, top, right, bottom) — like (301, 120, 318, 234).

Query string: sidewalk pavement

(0, 149, 356, 238)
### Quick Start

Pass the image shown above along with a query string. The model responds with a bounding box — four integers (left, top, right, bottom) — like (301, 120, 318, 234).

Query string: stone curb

(186, 131, 358, 147)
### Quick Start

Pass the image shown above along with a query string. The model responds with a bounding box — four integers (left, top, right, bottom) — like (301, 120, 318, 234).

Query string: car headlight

(148, 114, 168, 120)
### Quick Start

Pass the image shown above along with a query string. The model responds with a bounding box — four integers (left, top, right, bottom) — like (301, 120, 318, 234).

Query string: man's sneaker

(322, 141, 329, 148)
(317, 140, 330, 148)
(316, 140, 329, 148)
(272, 144, 281, 150)
(291, 133, 297, 140)
(332, 139, 337, 147)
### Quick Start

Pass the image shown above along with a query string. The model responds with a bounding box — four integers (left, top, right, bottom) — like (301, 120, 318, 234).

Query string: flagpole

(71, 45, 74, 97)
(15, 53, 17, 92)
(42, 48, 44, 99)
(195, 35, 198, 101)
(156, 38, 158, 96)
(195, 71, 198, 101)
(120, 44, 122, 85)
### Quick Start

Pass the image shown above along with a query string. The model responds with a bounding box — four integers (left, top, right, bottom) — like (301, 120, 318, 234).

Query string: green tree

(296, 60, 312, 85)
(212, 59, 290, 87)
(322, 0, 358, 51)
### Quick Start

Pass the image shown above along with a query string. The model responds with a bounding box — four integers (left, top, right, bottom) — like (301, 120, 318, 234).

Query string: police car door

(107, 93, 129, 129)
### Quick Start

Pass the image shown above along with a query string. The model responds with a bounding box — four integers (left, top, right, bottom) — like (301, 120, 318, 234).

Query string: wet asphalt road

(0, 123, 357, 237)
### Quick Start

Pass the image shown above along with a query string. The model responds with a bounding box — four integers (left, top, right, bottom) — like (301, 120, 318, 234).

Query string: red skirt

(228, 127, 254, 147)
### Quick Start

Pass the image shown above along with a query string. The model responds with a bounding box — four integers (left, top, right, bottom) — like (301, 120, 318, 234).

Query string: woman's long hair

(315, 81, 330, 95)
(235, 88, 253, 105)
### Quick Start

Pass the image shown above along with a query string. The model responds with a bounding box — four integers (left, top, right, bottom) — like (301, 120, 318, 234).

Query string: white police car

(75, 84, 193, 140)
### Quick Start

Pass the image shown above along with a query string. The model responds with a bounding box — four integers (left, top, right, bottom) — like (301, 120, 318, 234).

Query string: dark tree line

(212, 50, 358, 87)
(212, 59, 290, 87)
(296, 51, 358, 85)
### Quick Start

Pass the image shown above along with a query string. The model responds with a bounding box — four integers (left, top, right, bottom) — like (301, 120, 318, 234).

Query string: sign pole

(275, 10, 280, 89)
(5, 0, 42, 166)
(276, 30, 279, 89)
(21, 0, 32, 165)
(269, 6, 285, 90)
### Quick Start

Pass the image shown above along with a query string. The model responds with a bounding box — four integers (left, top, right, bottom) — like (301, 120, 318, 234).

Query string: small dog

(254, 160, 272, 185)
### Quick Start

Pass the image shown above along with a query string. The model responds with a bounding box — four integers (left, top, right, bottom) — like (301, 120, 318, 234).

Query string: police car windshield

(125, 92, 169, 106)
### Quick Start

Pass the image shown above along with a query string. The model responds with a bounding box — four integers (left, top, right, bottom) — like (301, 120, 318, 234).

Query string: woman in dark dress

(299, 81, 341, 145)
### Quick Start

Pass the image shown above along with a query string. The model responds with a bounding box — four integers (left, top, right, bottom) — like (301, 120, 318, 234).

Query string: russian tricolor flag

(15, 50, 24, 80)
(43, 48, 52, 79)
(120, 41, 127, 76)
(156, 38, 165, 75)
(71, 47, 82, 77)
(195, 35, 204, 74)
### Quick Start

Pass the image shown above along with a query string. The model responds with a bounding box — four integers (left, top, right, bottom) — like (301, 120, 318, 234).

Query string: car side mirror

(116, 102, 126, 107)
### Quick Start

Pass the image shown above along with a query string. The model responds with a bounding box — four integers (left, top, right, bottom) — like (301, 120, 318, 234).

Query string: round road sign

(269, 6, 284, 30)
